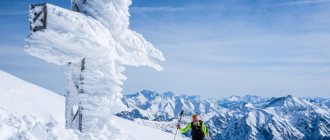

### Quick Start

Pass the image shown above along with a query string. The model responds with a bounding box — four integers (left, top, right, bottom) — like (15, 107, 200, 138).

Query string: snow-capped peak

(263, 95, 317, 111)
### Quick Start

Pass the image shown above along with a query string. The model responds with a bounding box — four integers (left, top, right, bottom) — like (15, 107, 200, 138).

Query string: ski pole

(174, 110, 184, 140)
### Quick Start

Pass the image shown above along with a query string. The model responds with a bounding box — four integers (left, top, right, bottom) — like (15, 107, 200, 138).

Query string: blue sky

(0, 0, 330, 97)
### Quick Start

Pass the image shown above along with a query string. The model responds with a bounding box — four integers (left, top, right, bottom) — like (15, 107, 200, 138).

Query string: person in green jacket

(176, 114, 209, 140)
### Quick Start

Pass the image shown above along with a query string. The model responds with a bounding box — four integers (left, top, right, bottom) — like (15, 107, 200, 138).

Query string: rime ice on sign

(29, 4, 47, 32)
(25, 0, 165, 138)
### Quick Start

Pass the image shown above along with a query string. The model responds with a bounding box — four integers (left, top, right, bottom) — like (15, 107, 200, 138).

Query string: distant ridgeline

(116, 90, 330, 140)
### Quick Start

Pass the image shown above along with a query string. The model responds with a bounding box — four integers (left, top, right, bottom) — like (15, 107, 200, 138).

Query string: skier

(176, 114, 209, 140)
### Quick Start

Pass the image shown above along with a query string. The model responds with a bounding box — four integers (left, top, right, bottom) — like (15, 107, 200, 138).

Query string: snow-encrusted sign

(25, 0, 165, 138)
(29, 4, 47, 32)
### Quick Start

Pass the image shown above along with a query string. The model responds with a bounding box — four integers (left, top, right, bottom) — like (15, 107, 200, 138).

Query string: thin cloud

(283, 0, 330, 5)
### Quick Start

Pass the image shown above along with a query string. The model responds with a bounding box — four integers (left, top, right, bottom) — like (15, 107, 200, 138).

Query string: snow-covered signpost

(25, 0, 165, 138)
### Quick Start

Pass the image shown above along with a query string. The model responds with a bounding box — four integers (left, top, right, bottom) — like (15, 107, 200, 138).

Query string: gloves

(176, 124, 181, 129)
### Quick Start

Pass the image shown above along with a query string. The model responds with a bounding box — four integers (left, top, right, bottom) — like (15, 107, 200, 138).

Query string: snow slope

(0, 70, 187, 140)
(0, 108, 187, 140)
(0, 70, 65, 127)
(114, 117, 188, 140)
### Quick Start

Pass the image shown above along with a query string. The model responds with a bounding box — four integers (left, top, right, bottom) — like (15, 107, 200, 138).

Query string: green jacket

(179, 121, 208, 137)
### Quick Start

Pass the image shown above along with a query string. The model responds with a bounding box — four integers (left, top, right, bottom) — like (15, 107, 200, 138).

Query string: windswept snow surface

(114, 117, 188, 140)
(0, 70, 65, 127)
(0, 108, 187, 140)
(0, 70, 187, 140)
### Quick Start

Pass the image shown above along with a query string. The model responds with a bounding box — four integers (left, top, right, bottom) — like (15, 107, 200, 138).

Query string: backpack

(190, 120, 205, 139)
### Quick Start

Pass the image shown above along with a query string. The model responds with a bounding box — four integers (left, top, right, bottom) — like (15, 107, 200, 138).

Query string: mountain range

(1, 69, 329, 140)
(117, 90, 330, 140)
